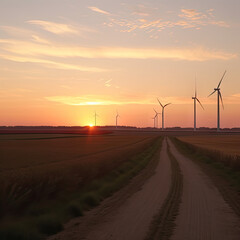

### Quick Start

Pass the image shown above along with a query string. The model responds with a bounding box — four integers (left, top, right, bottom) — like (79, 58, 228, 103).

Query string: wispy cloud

(28, 20, 79, 35)
(45, 95, 151, 106)
(0, 39, 236, 61)
(31, 35, 50, 44)
(179, 9, 207, 21)
(179, 9, 229, 27)
(88, 6, 112, 16)
(104, 79, 112, 87)
(45, 93, 240, 106)
(103, 7, 229, 36)
(0, 53, 107, 72)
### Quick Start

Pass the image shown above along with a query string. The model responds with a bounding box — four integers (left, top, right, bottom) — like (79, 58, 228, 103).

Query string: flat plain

(1, 131, 240, 240)
(177, 134, 240, 155)
(0, 134, 153, 170)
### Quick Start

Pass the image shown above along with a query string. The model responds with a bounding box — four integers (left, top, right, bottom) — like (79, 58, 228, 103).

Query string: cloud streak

(0, 53, 107, 72)
(45, 95, 150, 106)
(88, 6, 111, 16)
(0, 39, 236, 61)
(45, 94, 240, 106)
(28, 20, 79, 35)
(45, 95, 147, 106)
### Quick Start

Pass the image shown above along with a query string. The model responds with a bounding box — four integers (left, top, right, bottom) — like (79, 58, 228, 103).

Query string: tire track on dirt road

(168, 138, 240, 240)
(145, 141, 183, 240)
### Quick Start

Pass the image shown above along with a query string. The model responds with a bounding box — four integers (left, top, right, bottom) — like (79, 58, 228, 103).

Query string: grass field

(177, 135, 240, 156)
(0, 133, 161, 239)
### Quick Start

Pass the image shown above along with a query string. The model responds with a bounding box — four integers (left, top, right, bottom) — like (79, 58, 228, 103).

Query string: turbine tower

(116, 111, 120, 128)
(94, 111, 99, 126)
(152, 116, 156, 128)
(157, 99, 171, 130)
(192, 82, 204, 131)
(208, 70, 226, 131)
(153, 108, 161, 129)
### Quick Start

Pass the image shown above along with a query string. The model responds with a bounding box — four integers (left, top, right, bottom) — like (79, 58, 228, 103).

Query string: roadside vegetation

(177, 135, 240, 156)
(0, 135, 162, 240)
(172, 137, 240, 217)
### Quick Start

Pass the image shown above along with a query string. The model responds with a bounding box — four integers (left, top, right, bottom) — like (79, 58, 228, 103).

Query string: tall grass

(0, 136, 155, 216)
(173, 137, 240, 171)
(0, 136, 162, 240)
(172, 137, 240, 192)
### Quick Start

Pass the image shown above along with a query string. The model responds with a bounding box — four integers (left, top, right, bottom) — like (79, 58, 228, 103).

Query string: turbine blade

(157, 98, 163, 107)
(217, 70, 227, 88)
(153, 108, 157, 113)
(219, 91, 224, 109)
(196, 98, 204, 110)
(164, 103, 171, 107)
(195, 75, 197, 98)
(208, 90, 216, 97)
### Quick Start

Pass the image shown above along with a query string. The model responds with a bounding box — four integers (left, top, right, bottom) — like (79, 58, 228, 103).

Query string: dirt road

(49, 138, 171, 240)
(49, 138, 240, 240)
(168, 139, 240, 240)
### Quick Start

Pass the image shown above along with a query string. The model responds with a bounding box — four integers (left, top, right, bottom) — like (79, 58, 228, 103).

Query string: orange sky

(0, 1, 240, 128)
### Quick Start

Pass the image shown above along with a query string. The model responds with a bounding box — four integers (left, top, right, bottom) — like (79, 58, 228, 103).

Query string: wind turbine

(151, 116, 156, 128)
(208, 70, 226, 131)
(116, 111, 120, 128)
(192, 81, 204, 131)
(94, 111, 99, 126)
(153, 108, 161, 129)
(157, 99, 171, 130)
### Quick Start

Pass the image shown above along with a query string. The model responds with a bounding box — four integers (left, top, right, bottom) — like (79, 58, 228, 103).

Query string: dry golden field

(177, 135, 240, 156)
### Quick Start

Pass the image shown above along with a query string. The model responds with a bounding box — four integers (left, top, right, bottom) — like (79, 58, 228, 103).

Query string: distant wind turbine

(153, 108, 161, 129)
(152, 116, 156, 128)
(192, 81, 204, 131)
(208, 70, 226, 131)
(157, 99, 171, 130)
(116, 111, 120, 128)
(94, 111, 99, 126)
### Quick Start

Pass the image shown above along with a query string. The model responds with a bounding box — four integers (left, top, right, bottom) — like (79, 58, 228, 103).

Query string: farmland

(0, 134, 154, 170)
(177, 135, 240, 156)
(0, 133, 161, 239)
(1, 132, 240, 240)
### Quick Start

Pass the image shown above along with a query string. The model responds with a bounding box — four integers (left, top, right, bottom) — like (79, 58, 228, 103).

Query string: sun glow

(89, 124, 94, 127)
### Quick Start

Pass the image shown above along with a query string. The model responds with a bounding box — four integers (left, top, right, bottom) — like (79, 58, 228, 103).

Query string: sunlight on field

(178, 135, 240, 156)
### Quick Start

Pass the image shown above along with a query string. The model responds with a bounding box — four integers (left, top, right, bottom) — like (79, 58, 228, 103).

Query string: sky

(0, 0, 240, 128)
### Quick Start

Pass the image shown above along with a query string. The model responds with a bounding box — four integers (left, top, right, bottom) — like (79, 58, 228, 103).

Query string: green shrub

(67, 201, 83, 217)
(81, 192, 100, 207)
(37, 214, 63, 235)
